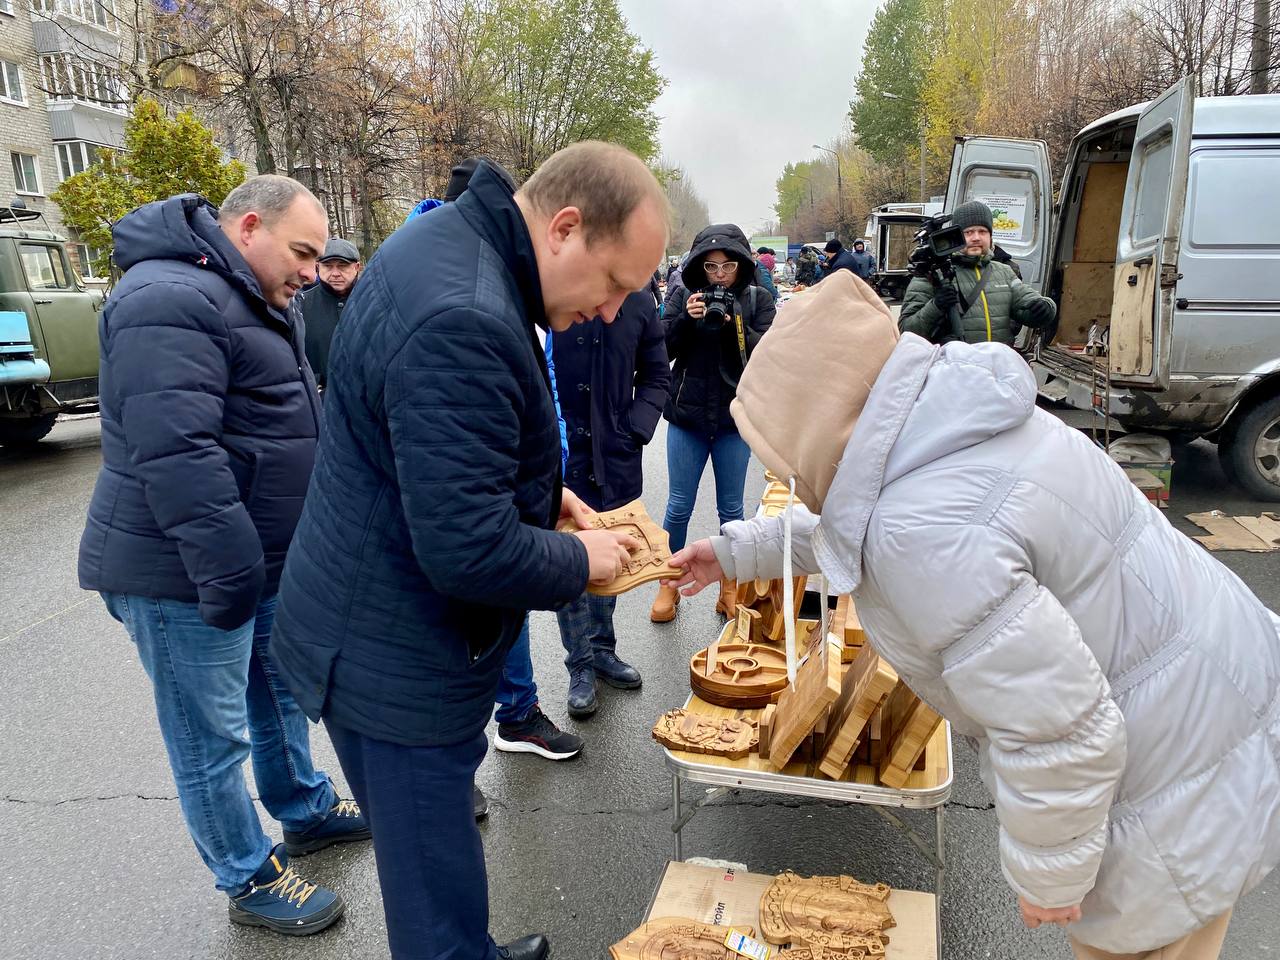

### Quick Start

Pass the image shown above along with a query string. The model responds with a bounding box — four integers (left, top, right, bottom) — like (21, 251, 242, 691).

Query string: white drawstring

(782, 476, 797, 684)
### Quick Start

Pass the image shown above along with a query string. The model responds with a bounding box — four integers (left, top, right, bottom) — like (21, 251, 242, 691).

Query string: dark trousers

(555, 592, 618, 673)
(325, 720, 496, 960)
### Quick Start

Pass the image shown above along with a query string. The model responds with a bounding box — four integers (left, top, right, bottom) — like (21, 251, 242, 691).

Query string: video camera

(908, 215, 968, 342)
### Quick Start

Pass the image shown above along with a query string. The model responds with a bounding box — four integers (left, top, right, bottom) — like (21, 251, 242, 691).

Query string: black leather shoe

(497, 933, 550, 960)
(473, 785, 488, 822)
(593, 650, 642, 690)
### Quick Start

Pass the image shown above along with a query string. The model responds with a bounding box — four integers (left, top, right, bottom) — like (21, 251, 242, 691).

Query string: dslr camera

(698, 285, 735, 329)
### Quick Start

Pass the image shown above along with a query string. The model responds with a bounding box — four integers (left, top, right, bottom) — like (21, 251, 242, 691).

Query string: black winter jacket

(664, 224, 776, 436)
(299, 281, 348, 388)
(269, 163, 589, 747)
(78, 195, 321, 630)
(822, 247, 859, 277)
(552, 291, 670, 511)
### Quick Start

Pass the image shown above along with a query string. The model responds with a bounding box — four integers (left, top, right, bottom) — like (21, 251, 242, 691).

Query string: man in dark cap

(299, 237, 362, 390)
(820, 238, 859, 278)
(900, 199, 1056, 346)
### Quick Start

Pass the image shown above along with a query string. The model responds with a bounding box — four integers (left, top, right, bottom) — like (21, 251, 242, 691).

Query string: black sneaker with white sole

(494, 705, 583, 760)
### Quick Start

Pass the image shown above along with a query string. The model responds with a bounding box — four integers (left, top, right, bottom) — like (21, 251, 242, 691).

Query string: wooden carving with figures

(608, 918, 755, 960)
(759, 871, 895, 953)
(651, 709, 759, 760)
(557, 499, 681, 596)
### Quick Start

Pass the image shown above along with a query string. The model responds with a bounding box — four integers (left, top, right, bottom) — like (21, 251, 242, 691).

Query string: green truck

(0, 203, 103, 446)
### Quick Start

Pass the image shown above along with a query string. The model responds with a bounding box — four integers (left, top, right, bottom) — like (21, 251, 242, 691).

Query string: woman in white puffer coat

(666, 272, 1280, 960)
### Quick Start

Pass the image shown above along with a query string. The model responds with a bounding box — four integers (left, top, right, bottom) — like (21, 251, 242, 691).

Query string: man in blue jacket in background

(269, 142, 669, 960)
(79, 176, 370, 936)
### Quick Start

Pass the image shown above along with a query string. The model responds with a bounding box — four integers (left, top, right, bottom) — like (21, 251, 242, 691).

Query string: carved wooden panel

(652, 709, 759, 760)
(558, 499, 681, 596)
(759, 872, 895, 954)
(608, 918, 755, 960)
(690, 638, 790, 709)
(878, 697, 944, 789)
(766, 635, 843, 770)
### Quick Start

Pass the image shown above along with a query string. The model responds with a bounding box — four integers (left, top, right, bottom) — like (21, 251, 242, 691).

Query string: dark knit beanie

(950, 200, 993, 232)
(823, 239, 842, 254)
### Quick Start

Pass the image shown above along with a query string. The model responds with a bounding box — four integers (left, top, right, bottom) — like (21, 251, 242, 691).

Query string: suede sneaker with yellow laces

(228, 844, 345, 936)
(284, 798, 371, 856)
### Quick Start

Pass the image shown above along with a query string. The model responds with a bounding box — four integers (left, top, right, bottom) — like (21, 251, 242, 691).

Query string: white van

(941, 78, 1280, 498)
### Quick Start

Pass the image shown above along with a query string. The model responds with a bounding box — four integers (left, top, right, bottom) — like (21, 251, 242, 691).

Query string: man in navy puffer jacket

(78, 177, 369, 935)
(269, 142, 669, 960)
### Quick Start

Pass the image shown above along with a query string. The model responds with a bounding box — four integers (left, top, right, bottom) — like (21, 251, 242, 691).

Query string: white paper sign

(973, 194, 1028, 242)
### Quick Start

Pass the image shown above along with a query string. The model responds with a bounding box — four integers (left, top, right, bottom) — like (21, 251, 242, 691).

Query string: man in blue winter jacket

(78, 176, 370, 936)
(269, 142, 670, 960)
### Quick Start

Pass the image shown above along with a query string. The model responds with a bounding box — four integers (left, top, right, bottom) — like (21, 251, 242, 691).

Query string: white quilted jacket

(714, 334, 1280, 952)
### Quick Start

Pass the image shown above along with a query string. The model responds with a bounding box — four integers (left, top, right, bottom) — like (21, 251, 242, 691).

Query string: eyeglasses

(703, 261, 739, 276)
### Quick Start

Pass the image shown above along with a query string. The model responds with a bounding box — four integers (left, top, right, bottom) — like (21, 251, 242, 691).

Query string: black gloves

(1021, 296, 1057, 329)
(932, 283, 960, 313)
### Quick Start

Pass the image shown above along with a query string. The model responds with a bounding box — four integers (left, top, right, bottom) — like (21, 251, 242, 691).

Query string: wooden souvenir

(842, 600, 867, 662)
(608, 918, 754, 960)
(817, 645, 898, 780)
(780, 946, 887, 960)
(766, 635, 843, 770)
(759, 872, 895, 952)
(691, 628, 791, 709)
(878, 697, 944, 788)
(758, 703, 776, 755)
(652, 709, 759, 760)
(557, 499, 681, 596)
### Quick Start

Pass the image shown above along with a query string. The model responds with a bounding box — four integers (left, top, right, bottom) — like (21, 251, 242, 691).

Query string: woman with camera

(650, 224, 775, 624)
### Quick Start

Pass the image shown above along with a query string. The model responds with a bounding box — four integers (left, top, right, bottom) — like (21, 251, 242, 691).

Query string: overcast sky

(616, 0, 879, 232)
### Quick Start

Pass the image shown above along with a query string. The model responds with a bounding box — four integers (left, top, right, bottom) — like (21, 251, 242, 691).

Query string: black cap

(823, 239, 842, 253)
(317, 237, 360, 263)
(445, 157, 517, 203)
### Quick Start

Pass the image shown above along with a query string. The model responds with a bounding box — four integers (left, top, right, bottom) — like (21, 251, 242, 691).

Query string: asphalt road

(1, 413, 1277, 960)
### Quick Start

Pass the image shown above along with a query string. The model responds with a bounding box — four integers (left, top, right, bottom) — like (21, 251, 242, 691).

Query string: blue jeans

(326, 721, 495, 960)
(100, 591, 335, 892)
(493, 618, 538, 725)
(556, 592, 618, 673)
(662, 421, 752, 551)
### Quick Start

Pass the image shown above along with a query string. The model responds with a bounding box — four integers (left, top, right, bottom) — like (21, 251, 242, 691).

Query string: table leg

(935, 804, 946, 958)
(672, 776, 682, 861)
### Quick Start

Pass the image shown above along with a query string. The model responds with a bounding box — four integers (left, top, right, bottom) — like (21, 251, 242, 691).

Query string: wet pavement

(1, 414, 1276, 960)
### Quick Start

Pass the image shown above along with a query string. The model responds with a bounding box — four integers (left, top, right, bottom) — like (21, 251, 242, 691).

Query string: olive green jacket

(899, 254, 1048, 346)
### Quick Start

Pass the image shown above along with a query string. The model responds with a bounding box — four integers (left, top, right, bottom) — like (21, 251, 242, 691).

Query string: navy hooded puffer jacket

(78, 194, 321, 630)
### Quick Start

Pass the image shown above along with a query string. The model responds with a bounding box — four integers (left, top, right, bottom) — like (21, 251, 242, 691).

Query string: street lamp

(812, 144, 844, 240)
(880, 92, 928, 205)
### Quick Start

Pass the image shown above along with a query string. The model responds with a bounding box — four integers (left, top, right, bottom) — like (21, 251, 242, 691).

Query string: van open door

(944, 137, 1053, 290)
(1108, 76, 1194, 388)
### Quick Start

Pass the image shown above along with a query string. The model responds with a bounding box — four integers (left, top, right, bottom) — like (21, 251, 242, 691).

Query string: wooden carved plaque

(608, 918, 755, 960)
(759, 872, 895, 952)
(652, 709, 759, 760)
(558, 499, 682, 596)
(782, 944, 888, 960)
(690, 632, 790, 709)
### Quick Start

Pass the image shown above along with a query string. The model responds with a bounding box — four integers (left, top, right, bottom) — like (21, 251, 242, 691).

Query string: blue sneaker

(283, 798, 371, 857)
(228, 844, 344, 936)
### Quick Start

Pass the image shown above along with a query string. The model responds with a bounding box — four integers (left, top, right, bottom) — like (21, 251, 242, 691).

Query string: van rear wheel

(1220, 395, 1280, 501)
(0, 413, 58, 447)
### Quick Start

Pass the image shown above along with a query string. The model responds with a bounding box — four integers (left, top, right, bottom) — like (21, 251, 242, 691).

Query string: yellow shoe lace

(258, 864, 318, 908)
(333, 799, 360, 818)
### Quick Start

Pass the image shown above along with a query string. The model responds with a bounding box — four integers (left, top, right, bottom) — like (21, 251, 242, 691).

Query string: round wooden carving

(759, 872, 895, 953)
(690, 634, 790, 708)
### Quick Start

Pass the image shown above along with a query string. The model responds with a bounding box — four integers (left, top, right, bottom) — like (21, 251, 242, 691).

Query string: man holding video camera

(899, 200, 1055, 346)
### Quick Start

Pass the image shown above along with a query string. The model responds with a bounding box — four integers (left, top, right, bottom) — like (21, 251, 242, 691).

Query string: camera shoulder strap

(957, 269, 993, 314)
(733, 287, 754, 368)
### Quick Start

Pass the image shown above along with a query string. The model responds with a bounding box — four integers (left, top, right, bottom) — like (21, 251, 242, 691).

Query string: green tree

(848, 0, 937, 166)
(52, 98, 245, 279)
(480, 0, 666, 179)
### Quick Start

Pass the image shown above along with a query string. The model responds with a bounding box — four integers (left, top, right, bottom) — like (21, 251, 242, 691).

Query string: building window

(56, 140, 101, 179)
(10, 152, 42, 195)
(0, 0, 14, 15)
(19, 243, 72, 290)
(32, 0, 114, 27)
(72, 242, 105, 278)
(41, 53, 126, 109)
(28, 0, 55, 12)
(0, 59, 23, 104)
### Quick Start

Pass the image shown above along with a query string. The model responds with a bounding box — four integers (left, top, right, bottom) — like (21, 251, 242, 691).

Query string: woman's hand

(686, 292, 706, 320)
(1018, 897, 1082, 929)
(559, 487, 595, 529)
(663, 539, 723, 596)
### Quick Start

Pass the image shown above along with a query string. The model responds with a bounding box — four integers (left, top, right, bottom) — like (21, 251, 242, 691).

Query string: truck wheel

(1220, 395, 1280, 501)
(0, 413, 59, 447)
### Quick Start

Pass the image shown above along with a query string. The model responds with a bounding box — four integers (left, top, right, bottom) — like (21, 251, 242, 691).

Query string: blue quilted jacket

(270, 164, 589, 746)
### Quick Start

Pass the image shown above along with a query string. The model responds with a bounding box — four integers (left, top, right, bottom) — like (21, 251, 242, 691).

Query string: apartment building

(1, 0, 128, 280)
